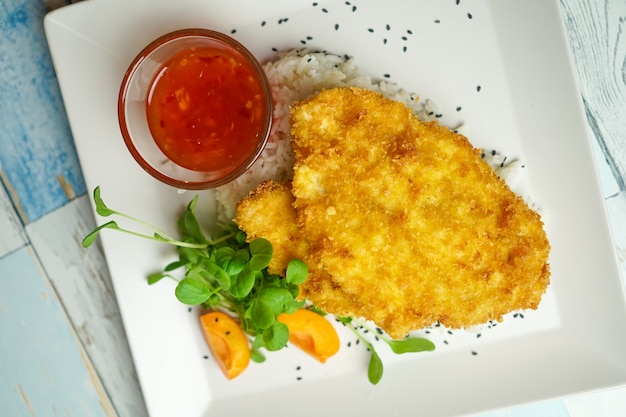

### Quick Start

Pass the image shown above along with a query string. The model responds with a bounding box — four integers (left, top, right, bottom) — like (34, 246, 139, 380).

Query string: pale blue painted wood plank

(0, 181, 27, 257)
(0, 246, 113, 416)
(470, 410, 510, 417)
(564, 387, 626, 417)
(26, 195, 149, 417)
(509, 399, 571, 417)
(0, 0, 86, 223)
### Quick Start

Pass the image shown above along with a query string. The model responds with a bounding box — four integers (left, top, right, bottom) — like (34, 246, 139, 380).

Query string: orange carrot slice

(200, 311, 250, 379)
(277, 309, 340, 363)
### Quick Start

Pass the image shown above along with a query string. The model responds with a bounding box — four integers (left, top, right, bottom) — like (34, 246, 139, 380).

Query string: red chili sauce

(146, 46, 268, 172)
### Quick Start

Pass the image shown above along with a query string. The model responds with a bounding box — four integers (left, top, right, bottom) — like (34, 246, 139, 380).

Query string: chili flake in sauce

(146, 46, 268, 172)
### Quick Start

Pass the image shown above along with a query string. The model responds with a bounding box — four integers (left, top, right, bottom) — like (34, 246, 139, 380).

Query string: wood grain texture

(0, 1, 623, 417)
(605, 191, 626, 284)
(26, 196, 149, 417)
(0, 246, 114, 417)
(0, 0, 86, 224)
(0, 181, 27, 258)
(559, 0, 626, 190)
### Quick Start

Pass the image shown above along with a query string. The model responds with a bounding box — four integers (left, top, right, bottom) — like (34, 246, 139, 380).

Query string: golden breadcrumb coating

(236, 87, 551, 339)
(235, 180, 364, 315)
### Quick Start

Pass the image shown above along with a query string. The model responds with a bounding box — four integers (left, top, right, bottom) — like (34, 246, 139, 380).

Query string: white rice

(215, 48, 519, 222)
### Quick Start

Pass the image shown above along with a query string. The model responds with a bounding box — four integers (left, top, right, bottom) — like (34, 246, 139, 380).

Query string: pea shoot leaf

(368, 350, 384, 385)
(93, 186, 115, 217)
(175, 277, 212, 305)
(262, 321, 289, 351)
(177, 196, 207, 244)
(283, 299, 306, 314)
(164, 260, 186, 272)
(248, 238, 273, 270)
(147, 271, 169, 285)
(81, 221, 119, 248)
(286, 259, 308, 284)
(250, 299, 275, 330)
(214, 247, 236, 269)
(387, 337, 436, 354)
(230, 268, 256, 298)
(258, 287, 294, 316)
(177, 246, 203, 265)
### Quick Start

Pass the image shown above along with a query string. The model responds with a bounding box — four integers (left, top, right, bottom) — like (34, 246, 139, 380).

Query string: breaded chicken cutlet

(236, 87, 551, 339)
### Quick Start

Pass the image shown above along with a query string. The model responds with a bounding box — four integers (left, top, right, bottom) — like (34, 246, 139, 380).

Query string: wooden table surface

(1, 0, 625, 416)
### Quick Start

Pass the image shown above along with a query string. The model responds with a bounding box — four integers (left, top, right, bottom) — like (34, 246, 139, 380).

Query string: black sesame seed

(468, 13, 473, 19)
(434, 19, 441, 24)
(356, 339, 360, 345)
(471, 351, 478, 356)
(307, 36, 313, 40)
(188, 307, 192, 312)
(313, 1, 318, 5)
(456, 106, 462, 111)
(347, 341, 352, 347)
(402, 36, 408, 41)
(368, 28, 374, 33)
(383, 73, 390, 78)
(383, 38, 388, 44)
(322, 7, 328, 12)
(225, 331, 231, 335)
(296, 365, 301, 371)
(491, 149, 496, 156)
(477, 85, 482, 92)
(261, 21, 266, 26)
(214, 317, 219, 322)
(230, 29, 237, 34)
(443, 340, 449, 345)
(376, 327, 383, 335)
(297, 376, 303, 381)
(300, 40, 307, 45)
(345, 1, 350, 4)
(272, 47, 278, 52)
(476, 333, 482, 338)
(447, 330, 453, 335)
(386, 24, 391, 30)
(407, 29, 413, 35)
(435, 113, 443, 118)
(335, 24, 340, 30)
(203, 355, 209, 359)
(352, 5, 357, 11)
(456, 0, 460, 4)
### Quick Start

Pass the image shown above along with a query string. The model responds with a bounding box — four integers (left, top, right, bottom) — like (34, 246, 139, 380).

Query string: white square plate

(45, 1, 626, 416)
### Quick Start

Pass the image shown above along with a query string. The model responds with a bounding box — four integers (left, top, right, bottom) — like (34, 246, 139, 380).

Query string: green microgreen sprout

(339, 316, 435, 384)
(82, 186, 435, 384)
